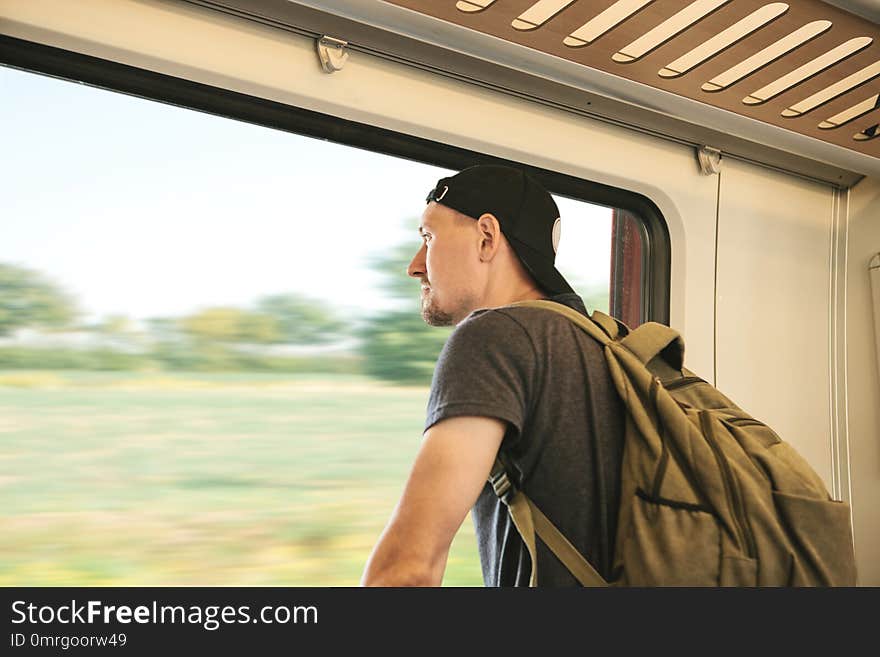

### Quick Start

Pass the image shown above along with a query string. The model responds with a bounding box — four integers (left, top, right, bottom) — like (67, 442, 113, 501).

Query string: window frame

(0, 33, 670, 325)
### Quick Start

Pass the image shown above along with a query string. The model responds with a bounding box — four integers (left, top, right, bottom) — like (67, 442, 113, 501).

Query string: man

(360, 164, 625, 586)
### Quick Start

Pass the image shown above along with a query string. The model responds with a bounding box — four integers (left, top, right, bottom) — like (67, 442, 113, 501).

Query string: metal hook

(697, 145, 723, 175)
(317, 36, 349, 73)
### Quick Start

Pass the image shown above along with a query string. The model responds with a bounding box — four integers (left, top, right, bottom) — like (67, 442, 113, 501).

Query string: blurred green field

(0, 371, 483, 586)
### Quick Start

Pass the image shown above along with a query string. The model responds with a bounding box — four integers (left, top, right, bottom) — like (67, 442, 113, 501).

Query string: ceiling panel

(382, 0, 880, 159)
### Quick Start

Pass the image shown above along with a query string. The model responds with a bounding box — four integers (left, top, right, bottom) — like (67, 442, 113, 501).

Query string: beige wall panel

(845, 176, 880, 586)
(716, 159, 835, 488)
(0, 0, 719, 377)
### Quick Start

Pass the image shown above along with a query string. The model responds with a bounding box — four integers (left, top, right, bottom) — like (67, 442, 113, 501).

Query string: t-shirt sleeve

(424, 309, 537, 447)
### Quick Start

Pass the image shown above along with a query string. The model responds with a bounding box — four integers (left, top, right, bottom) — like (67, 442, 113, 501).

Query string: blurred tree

(367, 241, 424, 303)
(255, 293, 346, 345)
(359, 239, 453, 385)
(583, 290, 610, 314)
(99, 314, 134, 336)
(145, 317, 180, 342)
(92, 313, 150, 352)
(237, 311, 281, 344)
(0, 263, 78, 336)
(180, 307, 280, 344)
(360, 309, 451, 384)
(570, 282, 610, 315)
(181, 307, 240, 343)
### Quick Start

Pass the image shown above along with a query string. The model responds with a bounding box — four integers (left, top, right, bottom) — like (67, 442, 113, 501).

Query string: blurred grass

(0, 370, 483, 586)
(0, 347, 364, 375)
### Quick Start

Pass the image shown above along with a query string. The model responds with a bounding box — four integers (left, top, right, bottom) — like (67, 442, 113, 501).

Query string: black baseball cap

(425, 164, 574, 296)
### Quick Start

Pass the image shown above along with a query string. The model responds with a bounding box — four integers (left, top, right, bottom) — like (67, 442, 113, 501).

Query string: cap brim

(505, 233, 575, 296)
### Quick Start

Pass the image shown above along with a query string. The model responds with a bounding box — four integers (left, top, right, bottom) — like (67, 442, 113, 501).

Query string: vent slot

(513, 0, 577, 31)
(702, 20, 831, 91)
(612, 0, 731, 64)
(565, 0, 655, 48)
(455, 0, 497, 12)
(743, 36, 873, 104)
(819, 93, 880, 129)
(782, 60, 880, 117)
(854, 123, 880, 140)
(659, 3, 789, 79)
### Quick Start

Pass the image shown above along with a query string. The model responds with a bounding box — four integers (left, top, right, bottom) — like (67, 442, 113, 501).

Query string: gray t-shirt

(424, 293, 625, 586)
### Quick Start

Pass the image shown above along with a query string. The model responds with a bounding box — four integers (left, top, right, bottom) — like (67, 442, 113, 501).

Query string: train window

(0, 60, 658, 585)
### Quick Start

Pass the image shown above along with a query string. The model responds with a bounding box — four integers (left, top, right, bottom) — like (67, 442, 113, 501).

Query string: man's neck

(473, 287, 547, 314)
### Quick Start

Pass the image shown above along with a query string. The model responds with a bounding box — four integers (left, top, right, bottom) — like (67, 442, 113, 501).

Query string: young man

(360, 164, 625, 586)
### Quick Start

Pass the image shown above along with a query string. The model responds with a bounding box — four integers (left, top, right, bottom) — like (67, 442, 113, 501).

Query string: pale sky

(1, 65, 612, 325)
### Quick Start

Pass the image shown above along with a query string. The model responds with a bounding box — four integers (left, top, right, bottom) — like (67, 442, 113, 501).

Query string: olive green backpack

(489, 299, 858, 587)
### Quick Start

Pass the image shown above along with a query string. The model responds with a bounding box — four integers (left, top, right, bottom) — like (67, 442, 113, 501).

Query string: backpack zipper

(699, 410, 757, 559)
(724, 417, 765, 428)
(651, 377, 714, 511)
(663, 376, 706, 390)
(649, 378, 671, 499)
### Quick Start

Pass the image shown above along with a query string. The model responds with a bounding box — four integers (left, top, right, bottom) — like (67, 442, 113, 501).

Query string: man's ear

(476, 213, 502, 261)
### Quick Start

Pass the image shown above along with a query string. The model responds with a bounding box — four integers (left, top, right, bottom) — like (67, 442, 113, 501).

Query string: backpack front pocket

(620, 489, 721, 586)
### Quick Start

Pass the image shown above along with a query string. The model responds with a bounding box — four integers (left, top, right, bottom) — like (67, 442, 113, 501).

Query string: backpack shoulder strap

(506, 299, 684, 370)
(590, 309, 629, 340)
(620, 323, 685, 370)
(490, 459, 608, 587)
(504, 299, 614, 346)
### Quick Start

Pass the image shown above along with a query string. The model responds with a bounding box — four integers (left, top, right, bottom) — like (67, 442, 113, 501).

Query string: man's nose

(407, 244, 426, 279)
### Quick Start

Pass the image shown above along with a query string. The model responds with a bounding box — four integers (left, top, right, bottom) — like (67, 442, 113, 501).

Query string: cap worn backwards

(425, 164, 574, 296)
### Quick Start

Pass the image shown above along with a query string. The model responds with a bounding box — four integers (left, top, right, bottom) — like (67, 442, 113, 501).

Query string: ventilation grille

(385, 0, 880, 155)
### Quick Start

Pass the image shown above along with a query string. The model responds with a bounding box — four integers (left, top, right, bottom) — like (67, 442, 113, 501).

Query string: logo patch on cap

(551, 218, 561, 254)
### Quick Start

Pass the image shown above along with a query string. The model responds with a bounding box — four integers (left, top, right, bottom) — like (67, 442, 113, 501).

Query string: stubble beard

(420, 287, 472, 327)
(420, 288, 455, 326)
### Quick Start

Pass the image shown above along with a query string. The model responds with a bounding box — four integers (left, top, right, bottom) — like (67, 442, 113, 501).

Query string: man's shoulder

(459, 294, 590, 333)
(437, 305, 541, 365)
(447, 306, 528, 345)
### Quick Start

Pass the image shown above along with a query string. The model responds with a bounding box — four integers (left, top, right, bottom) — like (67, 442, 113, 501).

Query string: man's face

(407, 202, 480, 326)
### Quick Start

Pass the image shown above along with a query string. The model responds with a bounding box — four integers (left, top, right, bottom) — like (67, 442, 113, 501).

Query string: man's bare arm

(360, 415, 507, 586)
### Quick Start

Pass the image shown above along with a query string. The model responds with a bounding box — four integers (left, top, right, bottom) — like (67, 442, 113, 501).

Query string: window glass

(554, 198, 612, 314)
(0, 65, 637, 585)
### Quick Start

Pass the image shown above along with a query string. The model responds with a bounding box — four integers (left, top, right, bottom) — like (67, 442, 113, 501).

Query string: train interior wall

(844, 176, 880, 585)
